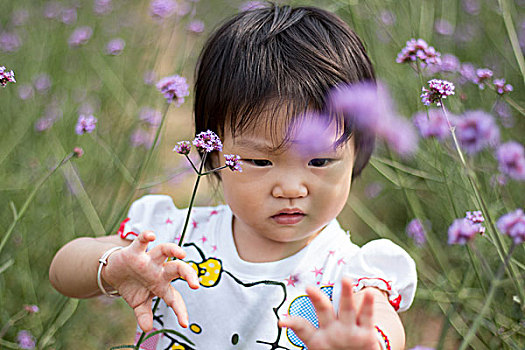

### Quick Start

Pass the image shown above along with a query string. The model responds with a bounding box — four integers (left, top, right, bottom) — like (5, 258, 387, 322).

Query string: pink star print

(175, 234, 181, 242)
(311, 267, 323, 277)
(328, 250, 335, 255)
(210, 210, 218, 216)
(211, 245, 217, 252)
(165, 218, 173, 224)
(285, 275, 298, 287)
(200, 235, 207, 244)
(337, 258, 346, 265)
(192, 220, 198, 228)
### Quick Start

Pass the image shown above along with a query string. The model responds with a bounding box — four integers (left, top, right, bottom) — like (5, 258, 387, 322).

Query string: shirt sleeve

(336, 239, 417, 312)
(117, 194, 180, 241)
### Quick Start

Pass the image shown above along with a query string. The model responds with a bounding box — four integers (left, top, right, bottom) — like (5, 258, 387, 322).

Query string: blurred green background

(1, 0, 524, 348)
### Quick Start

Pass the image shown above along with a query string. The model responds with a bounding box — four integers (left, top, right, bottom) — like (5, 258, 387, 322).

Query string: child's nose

(271, 176, 308, 199)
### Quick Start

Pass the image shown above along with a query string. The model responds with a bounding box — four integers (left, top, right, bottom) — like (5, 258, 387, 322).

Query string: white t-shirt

(119, 195, 417, 350)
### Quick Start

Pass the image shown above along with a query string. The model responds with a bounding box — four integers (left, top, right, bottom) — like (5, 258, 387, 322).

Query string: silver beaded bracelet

(97, 246, 124, 298)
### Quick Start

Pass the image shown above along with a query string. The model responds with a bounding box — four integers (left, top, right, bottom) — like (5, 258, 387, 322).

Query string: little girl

(49, 4, 416, 350)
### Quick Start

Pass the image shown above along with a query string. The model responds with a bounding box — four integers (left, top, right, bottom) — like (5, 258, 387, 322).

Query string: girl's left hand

(278, 277, 380, 350)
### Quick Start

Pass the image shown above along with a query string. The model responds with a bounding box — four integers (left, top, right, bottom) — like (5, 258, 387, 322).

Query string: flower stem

(0, 151, 75, 256)
(90, 133, 135, 185)
(498, 0, 525, 87)
(458, 243, 516, 350)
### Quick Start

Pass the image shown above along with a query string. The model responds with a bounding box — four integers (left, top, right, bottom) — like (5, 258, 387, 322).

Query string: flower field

(1, 0, 524, 349)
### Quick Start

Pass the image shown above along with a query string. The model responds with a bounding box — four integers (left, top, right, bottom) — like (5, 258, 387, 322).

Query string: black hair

(194, 3, 375, 179)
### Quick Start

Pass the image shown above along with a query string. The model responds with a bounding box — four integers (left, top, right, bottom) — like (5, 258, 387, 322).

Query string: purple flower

(94, 0, 113, 15)
(421, 79, 455, 106)
(0, 66, 16, 87)
(448, 218, 480, 245)
(60, 7, 77, 25)
(412, 109, 450, 141)
(35, 116, 55, 132)
(459, 63, 477, 84)
(17, 330, 36, 349)
(143, 70, 156, 85)
(224, 154, 243, 172)
(497, 209, 525, 244)
(130, 129, 153, 148)
(24, 305, 40, 313)
(173, 141, 191, 155)
(455, 110, 499, 154)
(475, 68, 493, 89)
(396, 38, 441, 68)
(187, 20, 205, 33)
(68, 26, 93, 47)
(193, 130, 223, 153)
(380, 11, 396, 26)
(330, 82, 418, 156)
(494, 100, 513, 128)
(105, 38, 125, 55)
(491, 174, 508, 187)
(496, 142, 525, 181)
(466, 210, 485, 234)
(493, 78, 513, 95)
(75, 114, 97, 135)
(156, 75, 190, 106)
(34, 73, 52, 93)
(73, 147, 84, 158)
(364, 182, 383, 199)
(44, 2, 62, 19)
(0, 32, 22, 52)
(239, 1, 267, 11)
(462, 0, 481, 15)
(435, 19, 454, 36)
(139, 107, 162, 126)
(150, 0, 176, 20)
(406, 219, 427, 246)
(18, 84, 34, 100)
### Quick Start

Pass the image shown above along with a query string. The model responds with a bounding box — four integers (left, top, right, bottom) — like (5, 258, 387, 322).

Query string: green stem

(0, 152, 75, 256)
(498, 0, 525, 87)
(90, 133, 135, 185)
(458, 243, 516, 350)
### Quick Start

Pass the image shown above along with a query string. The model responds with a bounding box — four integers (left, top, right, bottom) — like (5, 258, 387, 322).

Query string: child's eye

(244, 159, 272, 167)
(308, 158, 331, 167)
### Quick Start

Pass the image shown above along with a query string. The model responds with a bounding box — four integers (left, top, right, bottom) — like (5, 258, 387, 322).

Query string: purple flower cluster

(105, 38, 125, 55)
(448, 218, 480, 245)
(224, 154, 243, 172)
(455, 110, 499, 154)
(139, 107, 162, 126)
(173, 141, 191, 155)
(406, 218, 427, 246)
(130, 129, 153, 149)
(497, 209, 525, 244)
(396, 38, 441, 68)
(75, 114, 98, 135)
(412, 109, 450, 141)
(427, 53, 461, 75)
(156, 75, 190, 107)
(0, 31, 22, 52)
(0, 66, 16, 87)
(496, 141, 525, 181)
(34, 73, 52, 93)
(68, 26, 93, 47)
(94, 0, 113, 15)
(474, 68, 493, 89)
(330, 82, 418, 156)
(493, 78, 513, 95)
(187, 20, 205, 33)
(466, 210, 485, 234)
(17, 330, 36, 349)
(24, 305, 40, 313)
(192, 130, 223, 153)
(420, 79, 455, 106)
(239, 1, 267, 11)
(150, 0, 177, 19)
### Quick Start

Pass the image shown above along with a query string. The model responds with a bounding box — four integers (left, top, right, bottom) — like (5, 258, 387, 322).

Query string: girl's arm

(49, 231, 200, 331)
(49, 234, 131, 298)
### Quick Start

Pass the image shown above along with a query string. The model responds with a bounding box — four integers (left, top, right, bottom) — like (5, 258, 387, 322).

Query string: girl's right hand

(102, 231, 200, 332)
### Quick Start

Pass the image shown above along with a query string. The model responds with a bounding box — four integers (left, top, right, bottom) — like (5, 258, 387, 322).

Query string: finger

(338, 277, 357, 324)
(357, 289, 375, 328)
(149, 243, 186, 264)
(131, 231, 156, 253)
(306, 286, 335, 328)
(163, 260, 200, 289)
(134, 298, 153, 332)
(161, 285, 189, 328)
(278, 315, 317, 345)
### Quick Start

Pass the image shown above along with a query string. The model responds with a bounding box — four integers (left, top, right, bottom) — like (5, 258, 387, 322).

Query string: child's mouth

(271, 210, 305, 225)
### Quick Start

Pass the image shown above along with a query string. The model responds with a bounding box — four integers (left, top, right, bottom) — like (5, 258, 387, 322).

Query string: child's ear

(209, 151, 221, 170)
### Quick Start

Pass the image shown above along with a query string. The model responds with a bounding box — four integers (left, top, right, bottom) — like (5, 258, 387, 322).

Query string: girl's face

(217, 116, 355, 262)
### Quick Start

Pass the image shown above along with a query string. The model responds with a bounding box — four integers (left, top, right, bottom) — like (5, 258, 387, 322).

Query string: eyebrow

(233, 139, 279, 153)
